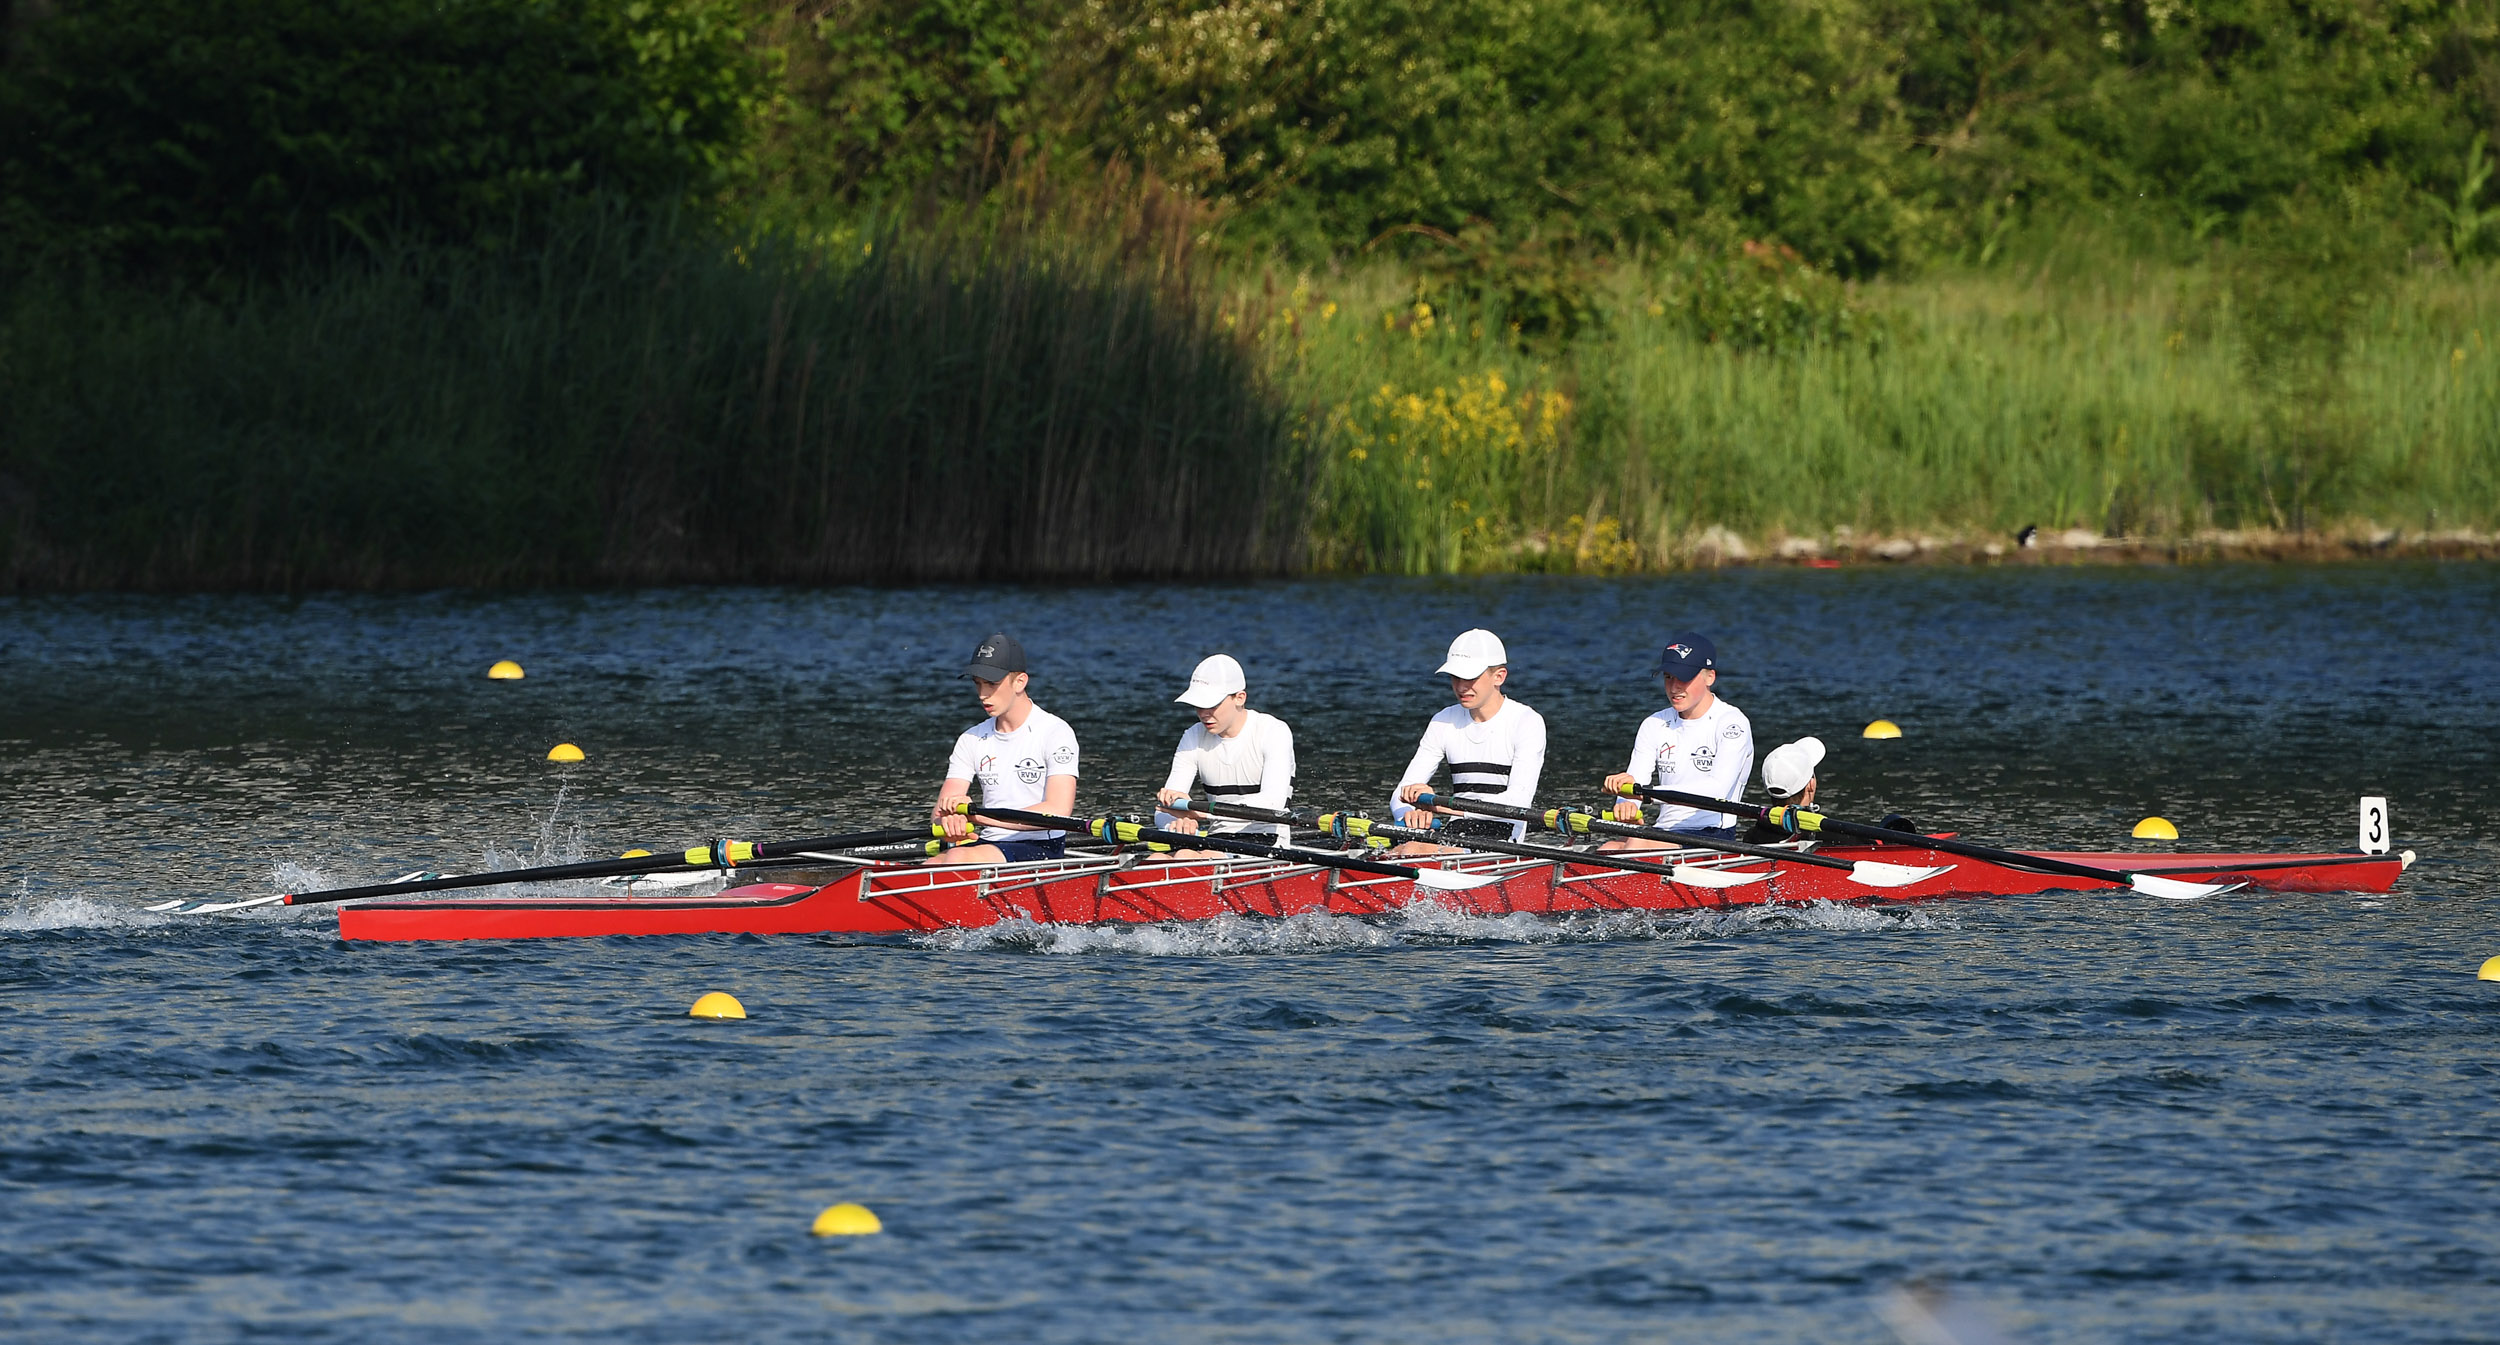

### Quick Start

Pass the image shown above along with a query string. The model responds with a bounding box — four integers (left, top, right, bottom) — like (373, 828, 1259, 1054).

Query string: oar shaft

(1409, 790, 1849, 871)
(1317, 813, 1727, 881)
(971, 806, 1441, 881)
(1629, 784, 2140, 886)
(1169, 798, 1300, 826)
(278, 827, 938, 907)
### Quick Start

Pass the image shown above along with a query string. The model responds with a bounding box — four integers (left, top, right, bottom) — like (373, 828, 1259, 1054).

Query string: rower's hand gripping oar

(1622, 783, 2241, 900)
(1409, 791, 1950, 890)
(145, 826, 945, 915)
(1315, 812, 1774, 889)
(963, 804, 1493, 891)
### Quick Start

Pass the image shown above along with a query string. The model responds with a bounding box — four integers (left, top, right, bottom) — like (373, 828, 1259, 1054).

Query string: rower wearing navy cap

(1391, 628, 1547, 850)
(1602, 631, 1753, 844)
(1154, 653, 1297, 854)
(931, 632, 1081, 864)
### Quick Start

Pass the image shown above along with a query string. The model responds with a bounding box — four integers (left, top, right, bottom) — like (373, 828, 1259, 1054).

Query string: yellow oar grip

(1767, 805, 1824, 833)
(680, 840, 759, 866)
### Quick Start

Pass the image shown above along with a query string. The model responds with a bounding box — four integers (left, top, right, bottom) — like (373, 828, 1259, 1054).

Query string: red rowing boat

(333, 842, 2412, 943)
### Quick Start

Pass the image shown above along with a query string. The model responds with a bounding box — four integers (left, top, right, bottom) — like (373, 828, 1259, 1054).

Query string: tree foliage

(0, 0, 765, 276)
(758, 0, 2500, 272)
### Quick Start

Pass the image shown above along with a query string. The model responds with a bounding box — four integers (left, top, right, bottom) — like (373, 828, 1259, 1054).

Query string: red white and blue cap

(1652, 632, 1716, 679)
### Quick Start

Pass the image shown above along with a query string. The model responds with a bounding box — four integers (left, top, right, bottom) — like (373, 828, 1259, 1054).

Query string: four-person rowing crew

(929, 625, 1797, 865)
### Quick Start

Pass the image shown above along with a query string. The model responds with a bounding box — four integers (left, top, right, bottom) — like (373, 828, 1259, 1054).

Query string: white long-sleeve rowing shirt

(1390, 698, 1547, 838)
(1625, 698, 1753, 832)
(1155, 709, 1296, 841)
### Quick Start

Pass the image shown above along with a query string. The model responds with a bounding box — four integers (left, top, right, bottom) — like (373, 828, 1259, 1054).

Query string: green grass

(1269, 259, 2500, 571)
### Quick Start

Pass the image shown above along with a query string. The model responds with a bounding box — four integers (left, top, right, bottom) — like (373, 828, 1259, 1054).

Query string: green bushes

(0, 0, 763, 275)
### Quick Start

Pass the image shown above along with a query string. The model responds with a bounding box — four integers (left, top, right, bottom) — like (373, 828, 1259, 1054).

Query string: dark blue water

(4, 566, 2497, 1342)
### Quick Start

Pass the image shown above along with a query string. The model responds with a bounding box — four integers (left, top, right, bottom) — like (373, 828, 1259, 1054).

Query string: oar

(1407, 791, 1950, 890)
(146, 826, 944, 915)
(1623, 784, 2241, 900)
(1313, 812, 1773, 889)
(966, 805, 1493, 891)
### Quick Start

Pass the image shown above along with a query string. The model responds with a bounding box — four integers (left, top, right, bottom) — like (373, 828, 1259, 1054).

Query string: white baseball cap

(1174, 654, 1247, 708)
(1762, 736, 1826, 798)
(1436, 629, 1509, 679)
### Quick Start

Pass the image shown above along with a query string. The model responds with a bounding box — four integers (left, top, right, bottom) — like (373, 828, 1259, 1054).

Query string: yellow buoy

(688, 991, 746, 1019)
(2479, 956, 2500, 982)
(487, 660, 525, 680)
(2132, 816, 2180, 840)
(1863, 720, 1902, 739)
(546, 742, 585, 762)
(620, 848, 652, 859)
(812, 1202, 882, 1236)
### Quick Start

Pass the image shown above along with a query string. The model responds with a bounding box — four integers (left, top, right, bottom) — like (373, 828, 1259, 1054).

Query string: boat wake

(921, 898, 1952, 956)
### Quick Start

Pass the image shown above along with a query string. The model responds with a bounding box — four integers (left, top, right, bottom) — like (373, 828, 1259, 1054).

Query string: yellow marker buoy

(620, 848, 652, 859)
(689, 991, 746, 1019)
(812, 1202, 882, 1236)
(2132, 816, 2179, 840)
(2479, 956, 2500, 982)
(487, 660, 525, 680)
(1863, 720, 1902, 739)
(546, 742, 585, 762)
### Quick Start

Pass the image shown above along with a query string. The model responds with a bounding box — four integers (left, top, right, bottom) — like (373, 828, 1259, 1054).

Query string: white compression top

(1625, 697, 1753, 831)
(946, 704, 1081, 841)
(1155, 709, 1296, 842)
(1390, 698, 1547, 839)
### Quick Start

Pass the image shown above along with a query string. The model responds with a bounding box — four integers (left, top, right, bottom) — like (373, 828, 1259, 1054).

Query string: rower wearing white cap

(931, 631, 1081, 865)
(1601, 631, 1753, 846)
(1154, 654, 1297, 855)
(1390, 628, 1547, 850)
(1743, 736, 1823, 843)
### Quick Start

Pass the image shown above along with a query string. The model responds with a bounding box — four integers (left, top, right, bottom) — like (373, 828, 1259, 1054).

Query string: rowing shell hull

(330, 845, 2410, 943)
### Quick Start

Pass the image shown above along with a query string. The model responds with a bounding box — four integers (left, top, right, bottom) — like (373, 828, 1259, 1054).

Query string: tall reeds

(4, 212, 2494, 590)
(0, 177, 1297, 589)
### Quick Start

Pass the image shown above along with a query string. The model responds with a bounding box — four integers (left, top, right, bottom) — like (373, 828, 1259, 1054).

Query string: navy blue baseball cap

(1651, 632, 1716, 680)
(962, 632, 1027, 681)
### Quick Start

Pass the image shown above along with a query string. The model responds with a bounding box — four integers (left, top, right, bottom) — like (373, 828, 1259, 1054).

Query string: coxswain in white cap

(931, 631, 1082, 865)
(1389, 628, 1547, 854)
(1154, 654, 1297, 857)
(1601, 631, 1753, 848)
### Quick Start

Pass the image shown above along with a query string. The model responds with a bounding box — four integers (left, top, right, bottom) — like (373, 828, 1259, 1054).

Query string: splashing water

(921, 897, 1951, 956)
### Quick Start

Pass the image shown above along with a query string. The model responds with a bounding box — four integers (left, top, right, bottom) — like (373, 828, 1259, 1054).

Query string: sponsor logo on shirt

(1016, 756, 1044, 786)
(1051, 745, 1074, 765)
(1722, 723, 1743, 740)
(1694, 745, 1717, 773)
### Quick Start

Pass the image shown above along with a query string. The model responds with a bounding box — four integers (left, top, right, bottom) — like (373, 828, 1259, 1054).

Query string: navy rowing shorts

(991, 836, 1068, 863)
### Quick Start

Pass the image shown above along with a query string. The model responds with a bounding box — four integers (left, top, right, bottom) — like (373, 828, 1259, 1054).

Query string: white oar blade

(157, 893, 288, 916)
(1669, 864, 1773, 889)
(2130, 873, 2242, 901)
(1409, 867, 1498, 892)
(1846, 861, 1954, 889)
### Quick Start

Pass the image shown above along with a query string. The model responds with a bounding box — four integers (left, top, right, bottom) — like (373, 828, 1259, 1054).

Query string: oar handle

(277, 827, 940, 907)
(1624, 782, 2144, 886)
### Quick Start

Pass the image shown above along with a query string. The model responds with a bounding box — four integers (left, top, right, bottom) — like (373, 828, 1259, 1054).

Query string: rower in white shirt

(1153, 654, 1296, 856)
(931, 632, 1081, 865)
(1601, 631, 1754, 847)
(1390, 628, 1547, 853)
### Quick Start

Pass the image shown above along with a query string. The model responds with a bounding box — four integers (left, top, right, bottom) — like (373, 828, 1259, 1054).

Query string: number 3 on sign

(2358, 796, 2390, 855)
